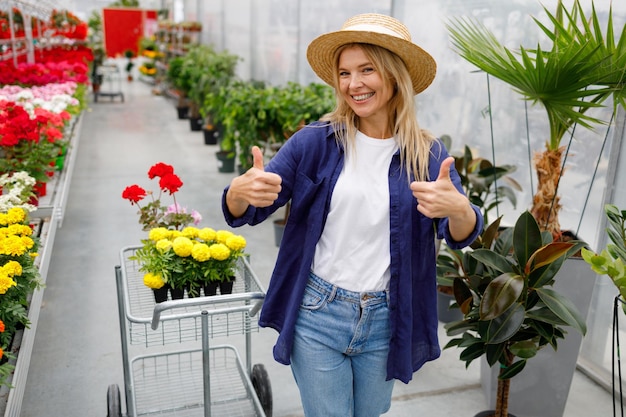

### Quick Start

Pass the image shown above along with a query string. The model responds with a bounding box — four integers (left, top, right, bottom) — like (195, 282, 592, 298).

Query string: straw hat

(307, 13, 436, 95)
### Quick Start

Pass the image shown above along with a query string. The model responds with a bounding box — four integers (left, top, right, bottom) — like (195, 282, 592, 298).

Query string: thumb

(437, 157, 454, 181)
(252, 146, 264, 171)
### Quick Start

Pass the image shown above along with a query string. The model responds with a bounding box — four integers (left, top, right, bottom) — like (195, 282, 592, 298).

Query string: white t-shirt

(311, 130, 398, 292)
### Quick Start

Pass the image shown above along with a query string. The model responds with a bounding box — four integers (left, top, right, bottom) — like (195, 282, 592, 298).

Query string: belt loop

(385, 289, 390, 305)
(328, 285, 337, 303)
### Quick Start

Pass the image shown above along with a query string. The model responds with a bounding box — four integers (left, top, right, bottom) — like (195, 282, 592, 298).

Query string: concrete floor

(20, 75, 617, 417)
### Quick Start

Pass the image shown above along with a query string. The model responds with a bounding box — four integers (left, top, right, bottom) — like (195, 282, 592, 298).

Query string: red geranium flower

(122, 185, 147, 204)
(147, 162, 174, 179)
(123, 163, 201, 231)
(159, 173, 183, 194)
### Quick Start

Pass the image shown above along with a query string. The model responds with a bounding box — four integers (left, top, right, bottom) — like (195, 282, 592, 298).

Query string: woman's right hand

(225, 146, 283, 217)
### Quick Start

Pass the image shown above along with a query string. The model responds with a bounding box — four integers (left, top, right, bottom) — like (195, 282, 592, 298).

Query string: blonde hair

(320, 43, 436, 182)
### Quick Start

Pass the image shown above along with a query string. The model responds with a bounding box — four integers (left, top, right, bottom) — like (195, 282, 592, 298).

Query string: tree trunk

(494, 350, 514, 417)
(530, 146, 564, 239)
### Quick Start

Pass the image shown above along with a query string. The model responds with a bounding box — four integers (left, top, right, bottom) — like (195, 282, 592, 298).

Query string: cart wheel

(251, 364, 272, 417)
(107, 384, 122, 417)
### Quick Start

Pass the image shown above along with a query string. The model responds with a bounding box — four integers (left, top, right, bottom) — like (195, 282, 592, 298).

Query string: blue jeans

(291, 272, 394, 417)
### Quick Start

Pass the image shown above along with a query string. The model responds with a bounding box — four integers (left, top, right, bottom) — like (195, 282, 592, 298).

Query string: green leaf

(513, 211, 542, 268)
(480, 273, 524, 320)
(483, 303, 525, 344)
(537, 288, 587, 335)
(471, 249, 514, 275)
(498, 359, 527, 380)
(510, 339, 539, 359)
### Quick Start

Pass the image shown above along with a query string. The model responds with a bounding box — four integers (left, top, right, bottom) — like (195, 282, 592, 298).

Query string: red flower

(122, 185, 147, 203)
(147, 162, 174, 179)
(159, 173, 183, 194)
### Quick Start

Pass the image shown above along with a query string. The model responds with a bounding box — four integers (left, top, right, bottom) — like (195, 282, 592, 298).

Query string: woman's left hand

(410, 156, 478, 242)
(409, 157, 469, 219)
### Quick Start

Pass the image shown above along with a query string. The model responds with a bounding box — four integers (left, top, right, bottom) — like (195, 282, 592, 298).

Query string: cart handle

(151, 292, 265, 330)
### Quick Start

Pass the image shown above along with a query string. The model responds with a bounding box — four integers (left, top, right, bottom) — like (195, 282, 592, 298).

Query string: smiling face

(337, 45, 394, 138)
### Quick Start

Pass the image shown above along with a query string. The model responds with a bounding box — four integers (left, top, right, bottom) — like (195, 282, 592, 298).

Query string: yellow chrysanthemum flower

(172, 236, 193, 257)
(215, 230, 234, 244)
(156, 239, 172, 252)
(143, 272, 166, 289)
(149, 227, 170, 242)
(0, 275, 17, 294)
(191, 243, 211, 262)
(0, 214, 7, 226)
(209, 243, 231, 261)
(3, 260, 22, 277)
(170, 230, 183, 239)
(181, 226, 199, 239)
(226, 235, 247, 251)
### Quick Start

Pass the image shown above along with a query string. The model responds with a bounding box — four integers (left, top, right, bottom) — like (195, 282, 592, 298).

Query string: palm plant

(446, 0, 626, 239)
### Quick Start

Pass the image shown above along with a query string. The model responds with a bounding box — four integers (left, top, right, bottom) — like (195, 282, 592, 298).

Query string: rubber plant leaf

(453, 277, 474, 315)
(509, 339, 539, 359)
(480, 272, 524, 320)
(513, 211, 542, 269)
(498, 359, 527, 380)
(483, 302, 525, 344)
(472, 249, 514, 276)
(536, 287, 587, 335)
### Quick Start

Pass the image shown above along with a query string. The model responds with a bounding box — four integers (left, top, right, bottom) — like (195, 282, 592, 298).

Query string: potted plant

(435, 136, 521, 322)
(444, 211, 587, 417)
(582, 204, 626, 309)
(178, 45, 240, 131)
(446, 0, 626, 240)
(123, 49, 134, 81)
(165, 56, 189, 119)
(444, 4, 625, 414)
(121, 162, 248, 299)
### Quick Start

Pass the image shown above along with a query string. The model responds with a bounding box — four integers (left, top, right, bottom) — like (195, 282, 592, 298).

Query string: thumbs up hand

(409, 157, 469, 219)
(252, 145, 266, 171)
(225, 146, 283, 217)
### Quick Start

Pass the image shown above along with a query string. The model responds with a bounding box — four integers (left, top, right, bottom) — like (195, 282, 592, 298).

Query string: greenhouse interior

(0, 0, 625, 416)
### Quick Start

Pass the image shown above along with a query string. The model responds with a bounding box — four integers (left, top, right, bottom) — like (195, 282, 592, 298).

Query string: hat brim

(307, 30, 437, 95)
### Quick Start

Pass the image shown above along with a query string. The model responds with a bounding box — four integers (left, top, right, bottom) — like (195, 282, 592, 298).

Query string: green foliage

(108, 0, 140, 7)
(582, 204, 626, 310)
(205, 80, 335, 169)
(446, 0, 625, 151)
(443, 211, 587, 381)
(171, 45, 241, 117)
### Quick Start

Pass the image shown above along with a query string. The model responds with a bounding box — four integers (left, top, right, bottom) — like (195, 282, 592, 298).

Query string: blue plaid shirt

(222, 122, 483, 383)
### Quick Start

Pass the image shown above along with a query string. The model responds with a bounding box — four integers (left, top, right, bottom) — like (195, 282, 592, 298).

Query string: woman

(223, 13, 483, 417)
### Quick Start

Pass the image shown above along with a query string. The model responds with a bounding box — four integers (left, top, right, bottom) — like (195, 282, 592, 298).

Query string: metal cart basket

(108, 245, 272, 417)
(95, 63, 124, 103)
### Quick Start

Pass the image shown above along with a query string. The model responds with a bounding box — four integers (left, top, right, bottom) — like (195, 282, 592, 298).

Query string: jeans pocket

(300, 284, 328, 311)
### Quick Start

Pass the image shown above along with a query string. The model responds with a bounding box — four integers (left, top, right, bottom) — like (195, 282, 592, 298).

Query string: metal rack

(109, 246, 272, 417)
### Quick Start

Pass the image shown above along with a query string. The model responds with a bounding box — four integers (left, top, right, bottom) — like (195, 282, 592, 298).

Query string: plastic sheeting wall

(182, 0, 625, 393)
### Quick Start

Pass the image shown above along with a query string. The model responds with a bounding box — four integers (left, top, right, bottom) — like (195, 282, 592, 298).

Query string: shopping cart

(94, 62, 124, 103)
(108, 245, 272, 417)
